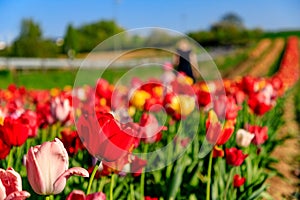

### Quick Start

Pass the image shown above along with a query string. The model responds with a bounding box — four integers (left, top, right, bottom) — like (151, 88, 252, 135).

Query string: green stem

(140, 144, 148, 199)
(7, 146, 14, 168)
(45, 196, 50, 200)
(206, 151, 213, 200)
(224, 168, 234, 200)
(130, 184, 135, 200)
(16, 146, 23, 171)
(41, 128, 47, 143)
(86, 160, 100, 194)
(98, 176, 107, 192)
(110, 173, 116, 200)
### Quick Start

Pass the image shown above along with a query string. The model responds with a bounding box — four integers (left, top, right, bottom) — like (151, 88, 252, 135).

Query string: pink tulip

(26, 138, 89, 195)
(51, 96, 71, 122)
(139, 113, 166, 143)
(66, 190, 106, 200)
(0, 167, 30, 200)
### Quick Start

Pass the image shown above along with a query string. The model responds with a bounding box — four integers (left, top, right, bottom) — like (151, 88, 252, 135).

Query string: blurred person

(173, 39, 200, 82)
(161, 62, 176, 85)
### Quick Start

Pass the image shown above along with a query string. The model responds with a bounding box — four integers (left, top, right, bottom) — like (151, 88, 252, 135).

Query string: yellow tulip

(130, 90, 151, 110)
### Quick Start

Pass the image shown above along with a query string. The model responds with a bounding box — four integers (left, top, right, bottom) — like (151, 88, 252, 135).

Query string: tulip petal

(5, 191, 30, 200)
(53, 167, 89, 195)
(32, 139, 69, 194)
(86, 192, 106, 200)
(66, 190, 86, 200)
(0, 180, 6, 200)
(26, 146, 46, 195)
(2, 167, 22, 194)
(100, 120, 136, 162)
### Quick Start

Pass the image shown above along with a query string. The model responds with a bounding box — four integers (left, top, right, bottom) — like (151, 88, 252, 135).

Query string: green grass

(263, 30, 300, 39)
(0, 44, 255, 90)
(215, 44, 256, 77)
(294, 82, 300, 124)
(0, 67, 164, 89)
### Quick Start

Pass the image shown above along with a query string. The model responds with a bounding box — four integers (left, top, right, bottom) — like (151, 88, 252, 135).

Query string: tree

(210, 13, 245, 45)
(63, 24, 79, 54)
(12, 19, 42, 57)
(63, 20, 125, 53)
(221, 13, 244, 29)
(12, 19, 58, 57)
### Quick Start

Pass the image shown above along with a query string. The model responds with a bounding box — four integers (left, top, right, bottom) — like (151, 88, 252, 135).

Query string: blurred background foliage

(0, 12, 299, 58)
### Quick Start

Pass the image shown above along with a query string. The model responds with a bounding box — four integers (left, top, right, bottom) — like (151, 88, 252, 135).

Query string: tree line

(1, 13, 298, 58)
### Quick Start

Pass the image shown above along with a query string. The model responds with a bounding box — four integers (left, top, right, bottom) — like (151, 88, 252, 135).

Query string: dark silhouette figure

(173, 39, 199, 82)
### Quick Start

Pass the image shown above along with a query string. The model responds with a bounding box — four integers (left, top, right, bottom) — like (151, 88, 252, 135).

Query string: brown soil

(266, 90, 300, 199)
(248, 38, 285, 77)
(226, 39, 272, 78)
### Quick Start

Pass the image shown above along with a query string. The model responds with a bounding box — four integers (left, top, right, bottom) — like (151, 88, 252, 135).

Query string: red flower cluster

(273, 36, 299, 90)
(0, 111, 39, 159)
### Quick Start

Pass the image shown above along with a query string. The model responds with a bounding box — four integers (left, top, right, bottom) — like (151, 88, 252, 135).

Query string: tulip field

(0, 36, 299, 200)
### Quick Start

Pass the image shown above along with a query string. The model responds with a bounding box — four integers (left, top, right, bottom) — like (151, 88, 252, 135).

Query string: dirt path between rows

(248, 38, 284, 77)
(226, 39, 272, 78)
(267, 89, 300, 199)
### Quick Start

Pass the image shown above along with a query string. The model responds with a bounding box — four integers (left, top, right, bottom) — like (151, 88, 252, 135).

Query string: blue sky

(0, 0, 299, 43)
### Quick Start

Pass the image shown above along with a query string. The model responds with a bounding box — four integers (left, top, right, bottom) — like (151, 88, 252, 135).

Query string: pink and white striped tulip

(26, 138, 89, 195)
(0, 167, 30, 200)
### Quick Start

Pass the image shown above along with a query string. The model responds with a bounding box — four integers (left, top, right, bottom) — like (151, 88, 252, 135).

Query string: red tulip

(144, 97, 163, 112)
(245, 124, 268, 145)
(248, 83, 277, 116)
(60, 129, 84, 156)
(0, 116, 30, 147)
(26, 138, 89, 195)
(213, 146, 224, 158)
(96, 78, 113, 104)
(233, 174, 246, 188)
(145, 197, 159, 200)
(241, 76, 259, 93)
(77, 112, 139, 162)
(193, 82, 212, 107)
(36, 102, 55, 127)
(225, 148, 248, 166)
(98, 155, 132, 176)
(130, 156, 147, 177)
(213, 95, 240, 121)
(19, 111, 38, 138)
(139, 113, 166, 143)
(0, 138, 10, 160)
(0, 167, 30, 200)
(206, 111, 234, 146)
(66, 190, 106, 200)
